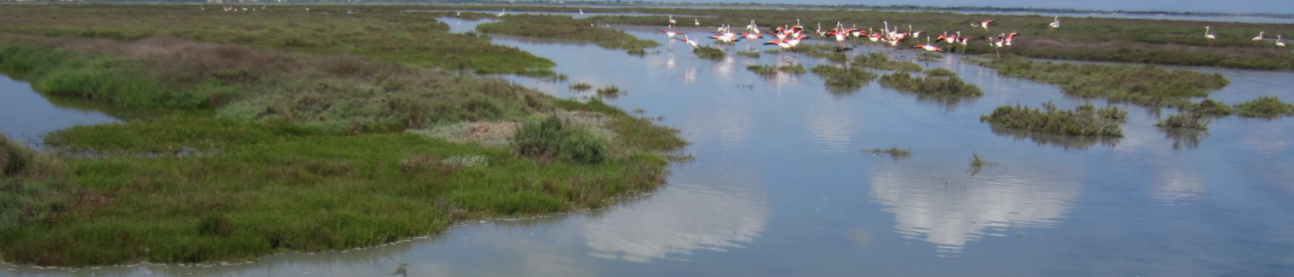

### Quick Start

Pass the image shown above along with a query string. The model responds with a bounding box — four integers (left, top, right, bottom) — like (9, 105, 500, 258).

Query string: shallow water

(6, 17, 1294, 277)
(0, 76, 117, 149)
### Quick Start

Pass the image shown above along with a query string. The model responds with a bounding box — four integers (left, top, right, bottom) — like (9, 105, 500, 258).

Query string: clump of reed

(569, 82, 593, 91)
(1234, 96, 1294, 118)
(878, 68, 983, 97)
(746, 65, 778, 76)
(981, 101, 1128, 137)
(1156, 112, 1211, 130)
(693, 46, 726, 61)
(778, 64, 806, 75)
(1178, 99, 1234, 116)
(853, 53, 923, 71)
(595, 86, 624, 98)
(513, 116, 610, 164)
(736, 50, 760, 58)
(810, 65, 878, 88)
(862, 147, 912, 161)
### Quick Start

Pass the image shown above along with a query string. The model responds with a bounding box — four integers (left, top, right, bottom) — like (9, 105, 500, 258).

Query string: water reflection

(989, 124, 1121, 150)
(869, 161, 1081, 254)
(1152, 168, 1206, 203)
(584, 183, 767, 263)
(1162, 128, 1208, 150)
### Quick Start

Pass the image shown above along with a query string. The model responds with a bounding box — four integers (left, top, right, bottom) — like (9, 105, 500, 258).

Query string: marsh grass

(973, 57, 1229, 107)
(0, 29, 685, 266)
(746, 65, 778, 76)
(862, 147, 912, 161)
(1179, 99, 1234, 116)
(778, 64, 807, 75)
(569, 82, 593, 91)
(475, 15, 658, 52)
(595, 86, 624, 98)
(970, 153, 1000, 175)
(1234, 96, 1294, 118)
(693, 46, 725, 61)
(1157, 112, 1211, 130)
(878, 68, 983, 97)
(981, 102, 1128, 137)
(853, 53, 923, 71)
(736, 50, 760, 58)
(811, 65, 878, 88)
(0, 5, 554, 74)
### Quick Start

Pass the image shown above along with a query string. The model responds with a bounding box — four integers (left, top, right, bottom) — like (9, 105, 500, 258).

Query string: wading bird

(1004, 32, 1020, 46)
(972, 20, 994, 32)
(579, 9, 584, 15)
(1049, 16, 1061, 28)
(1253, 31, 1265, 46)
(669, 15, 677, 25)
(1205, 26, 1217, 48)
(695, 18, 701, 26)
(497, 9, 506, 17)
(1276, 35, 1286, 48)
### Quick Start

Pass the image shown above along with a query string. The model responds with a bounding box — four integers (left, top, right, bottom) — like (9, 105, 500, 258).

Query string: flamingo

(1004, 32, 1020, 46)
(1276, 35, 1286, 48)
(677, 35, 700, 48)
(695, 18, 701, 26)
(765, 39, 793, 50)
(1205, 26, 1217, 48)
(1049, 16, 1061, 29)
(660, 28, 685, 38)
(1253, 31, 1264, 46)
(915, 37, 942, 52)
(579, 9, 584, 15)
(988, 36, 1006, 57)
(959, 37, 970, 54)
(497, 9, 506, 17)
(972, 20, 994, 32)
(909, 25, 922, 39)
(669, 15, 677, 25)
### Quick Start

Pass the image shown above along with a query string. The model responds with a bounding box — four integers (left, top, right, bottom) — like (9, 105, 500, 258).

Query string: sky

(658, 0, 1294, 14)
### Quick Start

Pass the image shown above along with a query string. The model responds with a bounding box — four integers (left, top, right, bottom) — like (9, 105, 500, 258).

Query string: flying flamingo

(915, 37, 942, 52)
(660, 28, 685, 38)
(1049, 16, 1061, 29)
(959, 37, 970, 54)
(677, 35, 700, 48)
(1205, 26, 1217, 48)
(972, 20, 994, 32)
(1253, 31, 1265, 46)
(1004, 32, 1020, 46)
(988, 36, 1006, 57)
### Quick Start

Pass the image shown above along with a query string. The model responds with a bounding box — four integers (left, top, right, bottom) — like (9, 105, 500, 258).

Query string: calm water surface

(0, 76, 116, 149)
(4, 17, 1294, 277)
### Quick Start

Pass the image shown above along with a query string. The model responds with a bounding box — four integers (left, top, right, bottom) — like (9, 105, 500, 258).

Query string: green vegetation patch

(862, 147, 912, 161)
(736, 50, 760, 58)
(981, 102, 1128, 137)
(1157, 112, 1211, 130)
(0, 5, 553, 74)
(693, 46, 725, 61)
(878, 68, 983, 97)
(1234, 96, 1294, 118)
(973, 57, 1229, 107)
(0, 34, 684, 266)
(853, 53, 923, 71)
(476, 15, 658, 52)
(811, 65, 878, 88)
(1178, 99, 1234, 116)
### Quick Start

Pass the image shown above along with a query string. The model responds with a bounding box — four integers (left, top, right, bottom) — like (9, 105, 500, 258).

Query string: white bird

(1205, 26, 1217, 48)
(579, 9, 584, 15)
(677, 35, 700, 48)
(694, 18, 701, 26)
(1049, 16, 1061, 28)
(498, 9, 506, 17)
(669, 15, 677, 25)
(1253, 31, 1264, 46)
(1276, 35, 1286, 48)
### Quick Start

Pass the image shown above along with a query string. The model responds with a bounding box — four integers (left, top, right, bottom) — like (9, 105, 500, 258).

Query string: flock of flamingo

(660, 16, 1029, 57)
(656, 15, 1287, 57)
